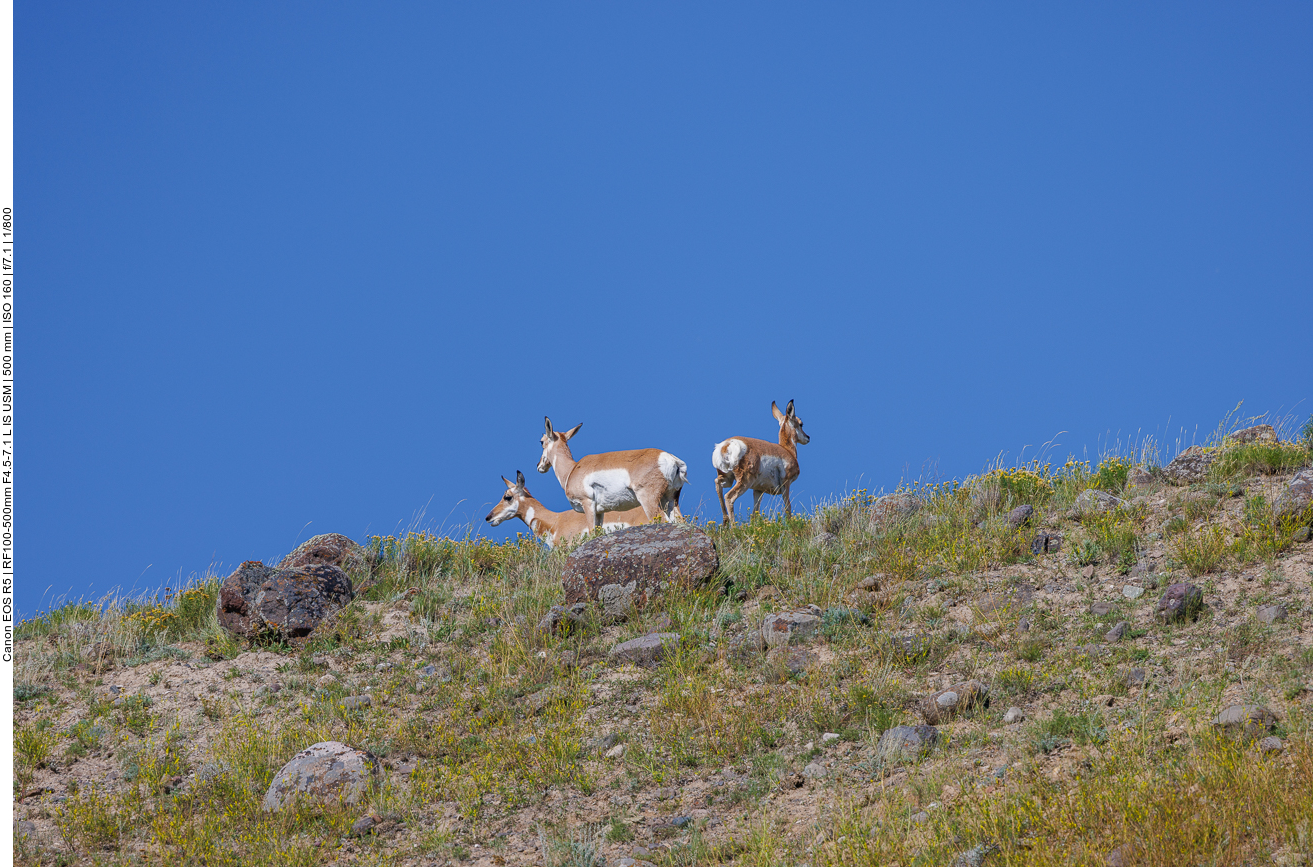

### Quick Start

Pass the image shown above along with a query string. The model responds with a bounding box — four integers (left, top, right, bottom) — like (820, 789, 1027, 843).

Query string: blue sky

(19, 3, 1312, 614)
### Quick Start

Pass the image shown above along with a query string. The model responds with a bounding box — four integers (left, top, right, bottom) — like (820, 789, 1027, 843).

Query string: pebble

(340, 695, 371, 710)
(316, 674, 336, 688)
(1121, 585, 1144, 600)
(1259, 736, 1284, 755)
(1003, 707, 1025, 724)
(1257, 604, 1288, 624)
(802, 762, 827, 779)
(605, 744, 626, 759)
(820, 732, 840, 745)
(1105, 621, 1129, 642)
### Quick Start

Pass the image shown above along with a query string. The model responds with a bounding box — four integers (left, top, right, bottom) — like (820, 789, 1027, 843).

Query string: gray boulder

(562, 524, 718, 608)
(1164, 446, 1217, 485)
(1076, 489, 1123, 514)
(1274, 469, 1313, 521)
(1256, 604, 1288, 624)
(760, 611, 821, 647)
(218, 561, 353, 641)
(610, 633, 680, 668)
(1212, 704, 1278, 740)
(875, 725, 939, 762)
(867, 493, 921, 528)
(1226, 424, 1279, 445)
(262, 741, 379, 811)
(1006, 505, 1034, 528)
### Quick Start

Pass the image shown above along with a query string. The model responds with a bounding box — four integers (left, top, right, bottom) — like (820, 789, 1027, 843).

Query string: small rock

(876, 725, 939, 761)
(317, 674, 337, 688)
(340, 695, 371, 711)
(1006, 505, 1034, 528)
(1226, 424, 1279, 445)
(1212, 704, 1279, 740)
(262, 742, 379, 811)
(757, 584, 781, 601)
(539, 602, 589, 634)
(1293, 526, 1312, 543)
(1030, 532, 1062, 554)
(1125, 466, 1154, 489)
(951, 842, 999, 867)
(1156, 583, 1204, 622)
(820, 732, 841, 745)
(1003, 707, 1025, 724)
(811, 531, 840, 549)
(855, 575, 881, 591)
(1256, 604, 1288, 624)
(1123, 668, 1146, 687)
(765, 646, 815, 682)
(374, 662, 392, 673)
(1164, 445, 1217, 485)
(1105, 621, 1129, 642)
(1258, 736, 1284, 755)
(1121, 585, 1144, 600)
(1076, 489, 1123, 514)
(910, 811, 930, 825)
(1106, 842, 1136, 867)
(802, 762, 827, 779)
(14, 820, 36, 839)
(1089, 602, 1115, 617)
(760, 611, 821, 647)
(350, 815, 378, 836)
(610, 633, 680, 668)
(922, 680, 988, 724)
(670, 815, 693, 829)
(605, 744, 626, 759)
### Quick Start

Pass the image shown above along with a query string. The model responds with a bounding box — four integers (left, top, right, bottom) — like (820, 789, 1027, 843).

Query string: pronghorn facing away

(485, 471, 648, 548)
(713, 399, 810, 525)
(537, 417, 688, 527)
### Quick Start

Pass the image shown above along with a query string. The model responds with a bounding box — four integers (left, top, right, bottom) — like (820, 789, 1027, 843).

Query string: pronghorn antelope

(537, 417, 688, 526)
(485, 471, 648, 548)
(712, 399, 810, 525)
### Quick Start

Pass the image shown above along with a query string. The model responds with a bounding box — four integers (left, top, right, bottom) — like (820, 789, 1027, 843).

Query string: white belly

(752, 455, 791, 493)
(583, 468, 639, 511)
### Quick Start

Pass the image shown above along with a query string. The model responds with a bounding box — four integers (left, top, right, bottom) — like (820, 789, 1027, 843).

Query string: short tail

(712, 438, 747, 475)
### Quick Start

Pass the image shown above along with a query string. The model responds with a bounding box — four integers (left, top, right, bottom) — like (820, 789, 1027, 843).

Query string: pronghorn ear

(502, 475, 515, 489)
(785, 399, 795, 418)
(544, 416, 554, 436)
(516, 470, 527, 488)
(772, 401, 786, 423)
(563, 422, 583, 441)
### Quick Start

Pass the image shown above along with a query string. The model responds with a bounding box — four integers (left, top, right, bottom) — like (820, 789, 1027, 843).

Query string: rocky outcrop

(562, 524, 718, 608)
(277, 533, 367, 574)
(1225, 424, 1279, 445)
(218, 561, 353, 641)
(1164, 446, 1216, 485)
(1274, 469, 1313, 522)
(262, 741, 379, 810)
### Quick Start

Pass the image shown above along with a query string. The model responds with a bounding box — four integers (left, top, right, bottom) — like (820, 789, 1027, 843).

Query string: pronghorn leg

(581, 497, 603, 528)
(715, 474, 732, 524)
(637, 491, 663, 521)
(751, 490, 765, 519)
(724, 478, 752, 525)
(664, 490, 684, 523)
(782, 482, 793, 518)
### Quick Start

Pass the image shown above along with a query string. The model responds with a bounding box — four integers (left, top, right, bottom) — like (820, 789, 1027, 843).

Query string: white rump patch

(712, 439, 746, 474)
(658, 452, 687, 490)
(584, 468, 638, 511)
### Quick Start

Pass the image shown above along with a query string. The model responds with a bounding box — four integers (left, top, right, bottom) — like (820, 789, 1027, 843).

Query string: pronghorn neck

(517, 494, 563, 540)
(778, 423, 800, 457)
(550, 440, 577, 490)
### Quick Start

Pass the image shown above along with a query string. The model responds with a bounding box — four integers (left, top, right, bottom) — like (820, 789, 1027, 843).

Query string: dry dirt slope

(11, 435, 1313, 867)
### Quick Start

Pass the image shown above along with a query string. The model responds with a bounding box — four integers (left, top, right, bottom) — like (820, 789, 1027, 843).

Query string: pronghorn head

(772, 399, 810, 445)
(538, 416, 582, 473)
(486, 471, 530, 526)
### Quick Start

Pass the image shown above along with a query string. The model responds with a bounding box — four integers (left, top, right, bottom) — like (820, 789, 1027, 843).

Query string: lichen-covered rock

(1155, 582, 1203, 622)
(562, 524, 718, 608)
(1076, 489, 1124, 514)
(1225, 424, 1279, 445)
(262, 741, 379, 811)
(921, 680, 989, 724)
(1212, 705, 1278, 740)
(218, 561, 353, 640)
(1125, 466, 1154, 489)
(760, 611, 821, 648)
(610, 633, 680, 668)
(867, 493, 921, 528)
(1006, 504, 1034, 528)
(1164, 446, 1217, 485)
(277, 533, 367, 574)
(875, 725, 939, 761)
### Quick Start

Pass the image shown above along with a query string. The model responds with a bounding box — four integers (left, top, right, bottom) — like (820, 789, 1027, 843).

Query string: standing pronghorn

(537, 417, 688, 527)
(485, 471, 648, 548)
(712, 399, 810, 525)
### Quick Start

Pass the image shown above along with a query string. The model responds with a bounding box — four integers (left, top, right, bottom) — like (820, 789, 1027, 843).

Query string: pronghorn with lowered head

(712, 399, 810, 525)
(537, 417, 688, 526)
(485, 471, 648, 548)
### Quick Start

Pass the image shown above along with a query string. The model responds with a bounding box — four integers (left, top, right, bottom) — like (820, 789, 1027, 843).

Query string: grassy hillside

(12, 418, 1313, 867)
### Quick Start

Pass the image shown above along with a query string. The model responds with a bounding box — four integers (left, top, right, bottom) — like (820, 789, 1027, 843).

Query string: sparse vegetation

(12, 421, 1313, 866)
